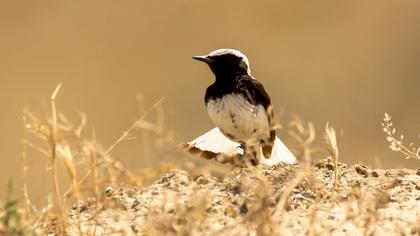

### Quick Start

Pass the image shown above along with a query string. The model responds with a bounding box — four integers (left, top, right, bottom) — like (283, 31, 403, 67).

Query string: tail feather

(258, 136, 297, 165)
(188, 128, 297, 165)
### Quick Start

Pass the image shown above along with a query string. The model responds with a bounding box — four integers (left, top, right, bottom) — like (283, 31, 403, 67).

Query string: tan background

(1, 1, 420, 201)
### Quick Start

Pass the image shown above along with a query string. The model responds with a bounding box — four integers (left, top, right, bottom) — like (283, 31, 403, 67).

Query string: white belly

(206, 94, 270, 144)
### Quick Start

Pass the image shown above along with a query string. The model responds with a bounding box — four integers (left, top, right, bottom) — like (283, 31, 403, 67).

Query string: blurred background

(1, 1, 419, 202)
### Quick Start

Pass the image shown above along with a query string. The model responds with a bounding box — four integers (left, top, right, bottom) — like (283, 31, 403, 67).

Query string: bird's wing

(237, 75, 276, 158)
(236, 75, 271, 110)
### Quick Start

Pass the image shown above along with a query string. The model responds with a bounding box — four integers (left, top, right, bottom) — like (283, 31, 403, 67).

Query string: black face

(193, 53, 249, 78)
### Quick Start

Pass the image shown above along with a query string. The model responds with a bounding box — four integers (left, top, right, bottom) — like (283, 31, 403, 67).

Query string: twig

(382, 113, 420, 160)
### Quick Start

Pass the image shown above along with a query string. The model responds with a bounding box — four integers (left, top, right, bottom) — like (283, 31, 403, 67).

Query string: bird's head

(193, 49, 251, 78)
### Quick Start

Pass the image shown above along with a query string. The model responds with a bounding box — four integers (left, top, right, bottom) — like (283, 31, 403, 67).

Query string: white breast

(206, 94, 269, 144)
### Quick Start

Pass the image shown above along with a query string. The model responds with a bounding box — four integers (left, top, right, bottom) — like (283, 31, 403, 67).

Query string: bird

(187, 49, 297, 166)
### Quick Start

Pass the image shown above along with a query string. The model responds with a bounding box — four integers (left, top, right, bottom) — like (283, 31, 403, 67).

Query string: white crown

(207, 49, 250, 73)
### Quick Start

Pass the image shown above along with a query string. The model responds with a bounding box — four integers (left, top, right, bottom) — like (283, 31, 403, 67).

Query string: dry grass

(0, 87, 419, 235)
(324, 123, 341, 191)
(382, 113, 420, 160)
(274, 115, 316, 216)
(18, 85, 174, 234)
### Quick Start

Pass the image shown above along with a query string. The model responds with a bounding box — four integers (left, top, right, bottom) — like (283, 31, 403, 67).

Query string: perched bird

(188, 49, 296, 165)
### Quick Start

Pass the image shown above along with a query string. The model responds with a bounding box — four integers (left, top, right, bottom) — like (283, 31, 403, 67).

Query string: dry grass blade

(21, 138, 37, 221)
(136, 93, 153, 167)
(106, 97, 165, 155)
(275, 115, 315, 216)
(57, 145, 80, 200)
(324, 122, 340, 191)
(288, 114, 316, 160)
(49, 83, 66, 226)
(89, 129, 100, 201)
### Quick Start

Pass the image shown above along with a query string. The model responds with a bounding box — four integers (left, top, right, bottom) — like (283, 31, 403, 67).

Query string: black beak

(192, 55, 214, 64)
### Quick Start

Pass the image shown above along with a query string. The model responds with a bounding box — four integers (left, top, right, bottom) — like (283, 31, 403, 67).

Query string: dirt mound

(66, 159, 420, 235)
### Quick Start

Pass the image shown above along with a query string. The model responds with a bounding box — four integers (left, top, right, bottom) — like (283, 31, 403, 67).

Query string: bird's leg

(239, 142, 259, 166)
(261, 130, 276, 159)
(248, 146, 259, 166)
(262, 106, 276, 159)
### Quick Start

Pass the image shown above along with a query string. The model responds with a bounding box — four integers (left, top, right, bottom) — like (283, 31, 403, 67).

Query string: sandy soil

(66, 159, 420, 235)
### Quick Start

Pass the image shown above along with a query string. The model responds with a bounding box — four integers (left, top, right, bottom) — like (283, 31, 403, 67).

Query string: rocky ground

(65, 159, 420, 235)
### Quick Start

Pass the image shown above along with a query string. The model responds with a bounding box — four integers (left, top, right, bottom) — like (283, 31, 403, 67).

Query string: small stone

(370, 171, 379, 178)
(79, 205, 88, 213)
(166, 204, 175, 214)
(354, 165, 369, 178)
(131, 199, 140, 209)
(105, 187, 113, 197)
(396, 170, 408, 177)
(239, 203, 248, 215)
(158, 173, 175, 184)
(229, 186, 241, 195)
(384, 171, 393, 177)
(126, 189, 137, 198)
(325, 163, 335, 171)
(327, 215, 335, 220)
(196, 176, 209, 185)
(131, 225, 138, 233)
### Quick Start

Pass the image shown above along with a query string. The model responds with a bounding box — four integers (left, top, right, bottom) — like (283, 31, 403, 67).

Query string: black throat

(205, 75, 238, 104)
(204, 72, 271, 111)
